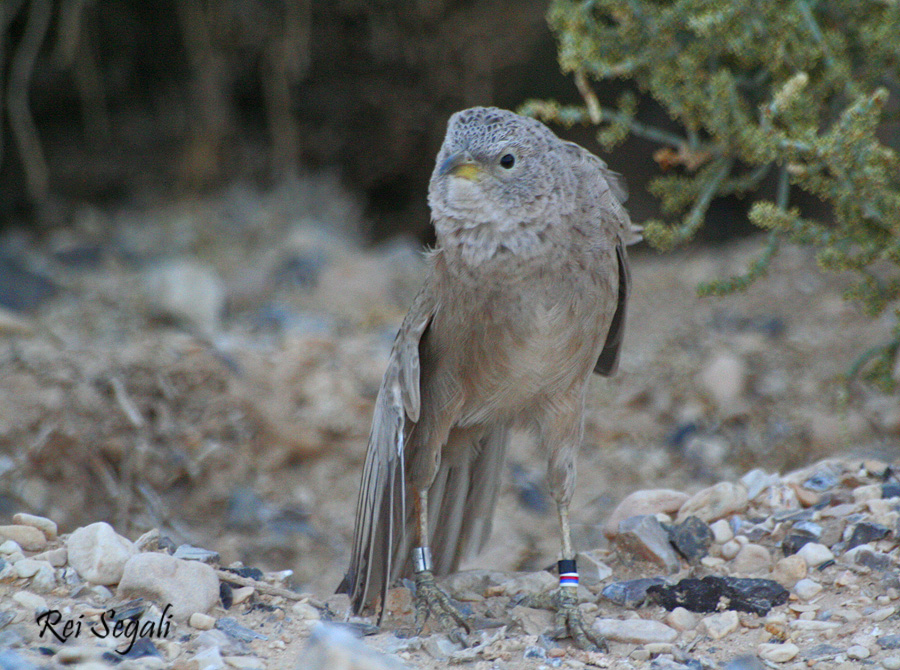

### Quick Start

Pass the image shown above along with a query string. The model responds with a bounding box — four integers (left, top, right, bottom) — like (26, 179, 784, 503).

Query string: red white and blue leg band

(558, 559, 578, 588)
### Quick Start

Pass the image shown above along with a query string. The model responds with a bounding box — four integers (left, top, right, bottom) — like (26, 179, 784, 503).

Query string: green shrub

(524, 0, 900, 390)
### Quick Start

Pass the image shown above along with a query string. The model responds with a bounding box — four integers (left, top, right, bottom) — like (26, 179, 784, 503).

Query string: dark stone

(0, 257, 57, 312)
(665, 422, 699, 450)
(802, 472, 838, 492)
(723, 656, 766, 670)
(524, 646, 547, 659)
(274, 251, 328, 289)
(847, 522, 890, 549)
(601, 577, 667, 608)
(220, 581, 234, 609)
(216, 616, 268, 642)
(109, 598, 148, 622)
(102, 638, 161, 661)
(802, 644, 843, 659)
(646, 576, 789, 616)
(669, 516, 713, 563)
(854, 548, 892, 571)
(781, 530, 817, 556)
(882, 482, 900, 499)
(227, 566, 265, 581)
(878, 634, 900, 649)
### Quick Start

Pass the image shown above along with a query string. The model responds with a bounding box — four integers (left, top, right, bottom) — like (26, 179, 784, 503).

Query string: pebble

(142, 260, 225, 336)
(741, 469, 780, 501)
(511, 606, 554, 635)
(853, 483, 882, 503)
(603, 489, 689, 538)
(11, 513, 57, 540)
(795, 542, 834, 568)
(710, 519, 734, 544)
(593, 618, 678, 644)
(576, 549, 613, 585)
(173, 544, 221, 563)
(231, 586, 255, 605)
(669, 516, 713, 563)
(0, 539, 21, 554)
(721, 540, 741, 560)
(699, 352, 747, 407)
(190, 612, 217, 630)
(847, 644, 871, 659)
(30, 561, 57, 592)
(0, 525, 47, 551)
(67, 521, 137, 585)
(848, 521, 890, 549)
(701, 610, 740, 640)
(676, 482, 749, 523)
(665, 607, 699, 631)
(757, 642, 799, 662)
(884, 657, 900, 670)
(869, 606, 896, 621)
(879, 634, 900, 650)
(13, 558, 44, 578)
(771, 555, 807, 587)
(601, 577, 667, 608)
(793, 578, 823, 600)
(118, 552, 220, 621)
(12, 590, 47, 613)
(32, 547, 67, 567)
(731, 543, 772, 575)
(615, 515, 681, 572)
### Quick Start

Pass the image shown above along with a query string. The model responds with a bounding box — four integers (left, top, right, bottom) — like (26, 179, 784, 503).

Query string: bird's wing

(339, 280, 437, 615)
(566, 144, 640, 376)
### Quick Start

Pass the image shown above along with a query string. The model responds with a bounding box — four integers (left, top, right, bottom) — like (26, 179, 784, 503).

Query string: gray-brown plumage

(340, 107, 638, 643)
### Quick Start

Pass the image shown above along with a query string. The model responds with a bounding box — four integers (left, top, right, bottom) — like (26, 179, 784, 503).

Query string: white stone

(0, 539, 21, 554)
(740, 469, 780, 501)
(883, 656, 900, 670)
(796, 542, 834, 568)
(721, 540, 741, 560)
(710, 519, 733, 544)
(699, 352, 747, 407)
(13, 558, 44, 578)
(0, 524, 47, 551)
(758, 642, 799, 663)
(12, 513, 57, 540)
(118, 552, 220, 621)
(576, 549, 613, 585)
(731, 543, 772, 575)
(12, 590, 48, 613)
(593, 618, 678, 644)
(676, 482, 749, 523)
(847, 644, 871, 660)
(793, 578, 823, 601)
(771, 555, 807, 587)
(189, 612, 216, 630)
(603, 489, 690, 538)
(868, 606, 895, 621)
(67, 522, 137, 585)
(665, 607, 698, 631)
(700, 611, 740, 640)
(143, 260, 225, 336)
(31, 562, 57, 592)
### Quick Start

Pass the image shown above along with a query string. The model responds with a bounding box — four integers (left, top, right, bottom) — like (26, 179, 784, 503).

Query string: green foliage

(524, 0, 900, 390)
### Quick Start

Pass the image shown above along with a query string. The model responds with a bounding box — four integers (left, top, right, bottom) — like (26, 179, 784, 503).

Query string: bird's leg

(519, 404, 607, 652)
(411, 487, 472, 638)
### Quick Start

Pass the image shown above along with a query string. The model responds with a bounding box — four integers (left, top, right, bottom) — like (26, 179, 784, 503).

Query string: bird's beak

(438, 151, 482, 181)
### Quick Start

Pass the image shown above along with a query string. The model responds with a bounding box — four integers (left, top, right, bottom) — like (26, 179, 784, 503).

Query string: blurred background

(0, 0, 897, 598)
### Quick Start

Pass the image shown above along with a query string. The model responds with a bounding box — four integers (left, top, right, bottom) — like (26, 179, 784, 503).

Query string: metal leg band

(412, 546, 433, 574)
(558, 558, 578, 588)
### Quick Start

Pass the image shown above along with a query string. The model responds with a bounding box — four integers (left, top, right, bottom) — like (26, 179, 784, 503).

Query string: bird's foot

(412, 569, 473, 643)
(518, 586, 607, 652)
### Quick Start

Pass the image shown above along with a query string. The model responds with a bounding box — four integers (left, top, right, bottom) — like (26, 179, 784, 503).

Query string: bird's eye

(499, 154, 515, 169)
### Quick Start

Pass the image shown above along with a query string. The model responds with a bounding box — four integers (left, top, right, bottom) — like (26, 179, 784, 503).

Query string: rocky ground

(0, 176, 899, 669)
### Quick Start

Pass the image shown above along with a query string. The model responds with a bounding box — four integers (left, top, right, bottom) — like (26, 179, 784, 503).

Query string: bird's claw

(520, 587, 607, 652)
(413, 570, 473, 642)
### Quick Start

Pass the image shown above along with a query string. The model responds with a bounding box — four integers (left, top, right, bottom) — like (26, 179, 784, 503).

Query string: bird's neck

(434, 217, 552, 268)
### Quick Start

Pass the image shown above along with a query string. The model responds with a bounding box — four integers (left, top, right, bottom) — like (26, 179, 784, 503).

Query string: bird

(339, 106, 639, 650)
